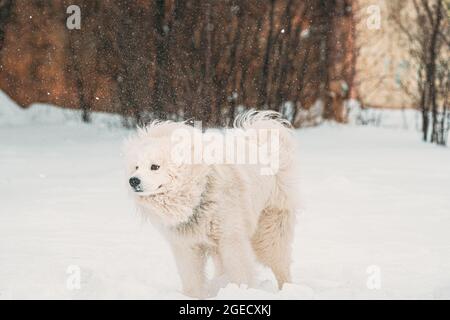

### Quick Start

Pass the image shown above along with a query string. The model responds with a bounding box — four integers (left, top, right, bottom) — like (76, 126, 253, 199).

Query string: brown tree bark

(0, 0, 13, 50)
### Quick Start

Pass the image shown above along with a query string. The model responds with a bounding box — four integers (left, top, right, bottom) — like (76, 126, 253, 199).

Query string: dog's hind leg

(252, 207, 295, 289)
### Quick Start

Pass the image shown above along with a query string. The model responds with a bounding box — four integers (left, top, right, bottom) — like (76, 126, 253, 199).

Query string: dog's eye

(135, 166, 139, 170)
(150, 164, 160, 171)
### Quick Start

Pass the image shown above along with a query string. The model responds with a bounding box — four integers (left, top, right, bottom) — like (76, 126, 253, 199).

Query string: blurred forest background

(0, 0, 449, 144)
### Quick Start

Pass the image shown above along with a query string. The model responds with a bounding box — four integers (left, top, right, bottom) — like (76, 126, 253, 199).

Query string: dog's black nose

(129, 177, 141, 188)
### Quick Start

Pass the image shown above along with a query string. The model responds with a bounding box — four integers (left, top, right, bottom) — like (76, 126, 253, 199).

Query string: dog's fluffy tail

(233, 109, 296, 175)
(235, 110, 298, 254)
(233, 109, 292, 131)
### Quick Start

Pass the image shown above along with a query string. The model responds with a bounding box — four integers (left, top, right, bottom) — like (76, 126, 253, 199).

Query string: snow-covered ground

(1, 92, 450, 299)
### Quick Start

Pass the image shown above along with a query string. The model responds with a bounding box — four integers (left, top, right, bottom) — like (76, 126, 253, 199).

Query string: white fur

(124, 110, 298, 298)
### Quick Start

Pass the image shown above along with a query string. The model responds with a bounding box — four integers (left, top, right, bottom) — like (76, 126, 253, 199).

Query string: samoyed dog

(124, 110, 297, 298)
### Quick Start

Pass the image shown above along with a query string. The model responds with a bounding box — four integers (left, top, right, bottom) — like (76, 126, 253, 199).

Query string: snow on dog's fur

(124, 110, 298, 298)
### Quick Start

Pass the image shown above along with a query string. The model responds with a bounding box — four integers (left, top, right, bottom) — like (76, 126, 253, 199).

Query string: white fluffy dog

(124, 111, 297, 298)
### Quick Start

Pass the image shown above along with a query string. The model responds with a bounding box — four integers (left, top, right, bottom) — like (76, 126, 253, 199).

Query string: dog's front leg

(171, 242, 206, 298)
(219, 236, 257, 287)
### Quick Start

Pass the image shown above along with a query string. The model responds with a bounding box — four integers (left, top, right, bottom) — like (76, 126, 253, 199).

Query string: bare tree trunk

(317, 0, 335, 120)
(152, 0, 167, 120)
(274, 0, 294, 112)
(227, 9, 243, 126)
(68, 35, 90, 122)
(420, 81, 429, 141)
(203, 0, 215, 126)
(61, 3, 91, 122)
(428, 0, 443, 143)
(0, 0, 13, 51)
(443, 92, 449, 145)
(258, 0, 275, 109)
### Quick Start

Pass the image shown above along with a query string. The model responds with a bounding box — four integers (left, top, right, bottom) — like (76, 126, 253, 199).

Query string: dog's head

(125, 137, 172, 196)
(124, 121, 204, 201)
